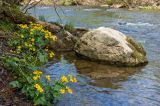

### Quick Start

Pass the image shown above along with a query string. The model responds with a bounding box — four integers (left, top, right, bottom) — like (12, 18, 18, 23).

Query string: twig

(52, 0, 63, 24)
(21, 0, 32, 11)
(24, 0, 43, 14)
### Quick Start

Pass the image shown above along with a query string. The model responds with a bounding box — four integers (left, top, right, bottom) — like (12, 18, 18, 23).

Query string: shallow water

(29, 6, 160, 106)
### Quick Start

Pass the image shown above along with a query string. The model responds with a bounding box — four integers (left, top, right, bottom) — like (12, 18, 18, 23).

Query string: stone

(74, 27, 148, 66)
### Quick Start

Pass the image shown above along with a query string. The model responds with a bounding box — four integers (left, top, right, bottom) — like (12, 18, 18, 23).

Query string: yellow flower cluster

(33, 70, 43, 75)
(32, 23, 43, 31)
(33, 70, 43, 81)
(59, 86, 73, 94)
(18, 24, 28, 29)
(34, 83, 44, 93)
(43, 30, 57, 41)
(60, 88, 65, 94)
(61, 75, 68, 83)
(66, 86, 73, 94)
(29, 22, 57, 42)
(69, 74, 77, 83)
(61, 75, 77, 83)
(49, 51, 55, 58)
(33, 75, 40, 80)
(45, 75, 51, 81)
(16, 46, 22, 54)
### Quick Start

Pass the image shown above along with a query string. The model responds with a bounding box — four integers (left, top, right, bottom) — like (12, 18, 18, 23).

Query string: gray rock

(74, 27, 148, 66)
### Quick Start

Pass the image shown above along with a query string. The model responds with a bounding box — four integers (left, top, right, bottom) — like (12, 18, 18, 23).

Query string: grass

(64, 22, 75, 32)
(38, 15, 46, 22)
(0, 20, 15, 32)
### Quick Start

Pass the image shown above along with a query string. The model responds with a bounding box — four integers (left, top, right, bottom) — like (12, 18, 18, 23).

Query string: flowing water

(29, 6, 160, 106)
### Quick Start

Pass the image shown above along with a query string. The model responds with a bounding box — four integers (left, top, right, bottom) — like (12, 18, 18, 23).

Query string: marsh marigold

(34, 84, 43, 93)
(60, 88, 65, 94)
(33, 70, 43, 75)
(45, 75, 51, 81)
(61, 75, 68, 83)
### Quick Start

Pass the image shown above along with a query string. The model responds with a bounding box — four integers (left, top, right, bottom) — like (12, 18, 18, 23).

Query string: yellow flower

(45, 34, 49, 39)
(17, 51, 20, 54)
(59, 88, 65, 94)
(45, 48, 48, 52)
(18, 24, 28, 29)
(32, 48, 36, 52)
(33, 75, 40, 80)
(20, 35, 24, 38)
(30, 31, 33, 35)
(69, 75, 77, 83)
(45, 75, 51, 81)
(34, 84, 43, 93)
(61, 75, 68, 83)
(69, 74, 73, 82)
(28, 44, 32, 47)
(30, 29, 34, 32)
(31, 38, 35, 42)
(50, 36, 57, 41)
(73, 77, 77, 83)
(49, 52, 55, 58)
(17, 46, 22, 49)
(33, 70, 43, 75)
(41, 29, 45, 32)
(24, 42, 28, 47)
(66, 87, 72, 94)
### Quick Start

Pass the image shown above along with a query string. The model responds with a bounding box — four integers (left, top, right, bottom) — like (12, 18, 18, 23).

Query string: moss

(0, 4, 36, 25)
(64, 22, 75, 32)
(126, 37, 146, 62)
(138, 6, 160, 10)
(106, 0, 114, 5)
(57, 0, 78, 6)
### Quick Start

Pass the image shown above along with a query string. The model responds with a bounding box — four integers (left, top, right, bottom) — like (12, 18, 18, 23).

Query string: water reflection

(53, 52, 144, 89)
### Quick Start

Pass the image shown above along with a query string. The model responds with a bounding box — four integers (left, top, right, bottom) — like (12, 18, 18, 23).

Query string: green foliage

(58, 0, 78, 6)
(9, 80, 22, 88)
(39, 15, 46, 22)
(9, 22, 57, 65)
(106, 0, 114, 5)
(64, 22, 75, 32)
(0, 20, 15, 31)
(2, 22, 77, 105)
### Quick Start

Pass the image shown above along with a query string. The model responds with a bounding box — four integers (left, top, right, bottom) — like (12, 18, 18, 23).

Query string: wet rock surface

(75, 27, 148, 66)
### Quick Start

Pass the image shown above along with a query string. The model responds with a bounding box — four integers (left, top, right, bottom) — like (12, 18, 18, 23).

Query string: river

(29, 6, 160, 106)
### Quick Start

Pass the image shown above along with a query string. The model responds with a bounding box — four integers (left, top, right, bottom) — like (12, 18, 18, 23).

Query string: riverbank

(22, 0, 160, 9)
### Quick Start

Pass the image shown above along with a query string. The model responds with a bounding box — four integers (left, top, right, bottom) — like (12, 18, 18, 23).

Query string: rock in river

(74, 27, 148, 66)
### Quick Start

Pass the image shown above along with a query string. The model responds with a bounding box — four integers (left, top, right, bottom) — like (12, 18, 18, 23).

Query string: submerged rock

(74, 27, 148, 66)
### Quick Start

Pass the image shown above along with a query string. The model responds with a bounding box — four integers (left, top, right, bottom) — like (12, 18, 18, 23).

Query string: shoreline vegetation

(22, 0, 160, 10)
(0, 1, 77, 105)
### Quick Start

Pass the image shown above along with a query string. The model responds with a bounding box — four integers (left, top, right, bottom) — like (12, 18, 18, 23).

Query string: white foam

(126, 22, 154, 26)
(37, 7, 50, 9)
(83, 8, 101, 11)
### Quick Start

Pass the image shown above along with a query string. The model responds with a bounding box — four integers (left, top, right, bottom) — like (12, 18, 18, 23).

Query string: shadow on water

(52, 52, 145, 89)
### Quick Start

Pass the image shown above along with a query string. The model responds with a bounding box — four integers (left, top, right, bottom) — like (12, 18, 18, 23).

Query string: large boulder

(74, 27, 148, 66)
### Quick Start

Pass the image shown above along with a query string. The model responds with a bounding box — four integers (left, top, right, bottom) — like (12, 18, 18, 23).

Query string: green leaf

(9, 80, 22, 88)
(34, 95, 46, 105)
(38, 53, 48, 63)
